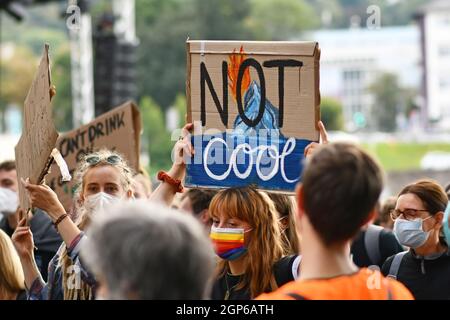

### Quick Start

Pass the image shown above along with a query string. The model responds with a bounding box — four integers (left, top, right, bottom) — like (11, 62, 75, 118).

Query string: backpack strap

(292, 255, 302, 280)
(364, 224, 383, 266)
(285, 292, 307, 300)
(387, 251, 408, 280)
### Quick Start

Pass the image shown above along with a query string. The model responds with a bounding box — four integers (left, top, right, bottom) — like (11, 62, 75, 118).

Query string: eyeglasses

(390, 208, 429, 221)
(85, 154, 122, 166)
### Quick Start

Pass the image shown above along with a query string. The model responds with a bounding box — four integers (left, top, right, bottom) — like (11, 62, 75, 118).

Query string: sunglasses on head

(85, 154, 122, 166)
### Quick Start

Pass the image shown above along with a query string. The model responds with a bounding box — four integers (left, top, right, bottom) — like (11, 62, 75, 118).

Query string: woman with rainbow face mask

(209, 186, 299, 300)
(12, 149, 134, 300)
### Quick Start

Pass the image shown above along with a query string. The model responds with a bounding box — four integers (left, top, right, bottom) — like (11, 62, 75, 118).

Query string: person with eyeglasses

(11, 149, 134, 300)
(257, 143, 413, 300)
(381, 179, 450, 300)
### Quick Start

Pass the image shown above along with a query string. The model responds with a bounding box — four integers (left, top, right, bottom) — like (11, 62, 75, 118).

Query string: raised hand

(304, 121, 329, 158)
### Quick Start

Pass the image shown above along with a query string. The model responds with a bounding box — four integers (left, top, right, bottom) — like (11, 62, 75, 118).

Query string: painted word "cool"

(203, 137, 299, 183)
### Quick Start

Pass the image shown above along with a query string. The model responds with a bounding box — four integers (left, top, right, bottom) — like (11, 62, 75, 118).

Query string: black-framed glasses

(85, 154, 122, 166)
(390, 208, 430, 221)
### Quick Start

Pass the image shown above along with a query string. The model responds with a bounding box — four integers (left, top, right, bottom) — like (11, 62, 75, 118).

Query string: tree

(306, 0, 344, 29)
(308, 0, 430, 29)
(51, 45, 73, 132)
(173, 93, 187, 128)
(0, 46, 36, 132)
(135, 0, 254, 110)
(140, 96, 173, 173)
(320, 97, 344, 130)
(246, 0, 319, 40)
(135, 0, 317, 110)
(369, 73, 401, 132)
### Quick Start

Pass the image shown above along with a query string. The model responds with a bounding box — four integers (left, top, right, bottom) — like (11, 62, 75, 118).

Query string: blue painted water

(186, 133, 311, 192)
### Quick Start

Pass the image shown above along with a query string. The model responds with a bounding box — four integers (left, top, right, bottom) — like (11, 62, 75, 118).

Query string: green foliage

(362, 143, 450, 172)
(140, 96, 174, 172)
(247, 0, 319, 40)
(173, 93, 187, 128)
(308, 0, 430, 28)
(135, 0, 317, 110)
(51, 46, 73, 132)
(0, 46, 36, 107)
(369, 73, 401, 132)
(320, 97, 344, 131)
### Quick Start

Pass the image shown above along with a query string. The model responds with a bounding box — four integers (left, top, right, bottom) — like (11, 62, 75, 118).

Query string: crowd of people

(1, 121, 450, 300)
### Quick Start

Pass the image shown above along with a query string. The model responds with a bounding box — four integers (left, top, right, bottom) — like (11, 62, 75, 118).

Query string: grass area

(361, 143, 450, 172)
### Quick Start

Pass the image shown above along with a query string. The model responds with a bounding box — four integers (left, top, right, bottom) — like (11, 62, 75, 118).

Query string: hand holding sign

(304, 121, 329, 159)
(11, 217, 35, 259)
(185, 41, 321, 193)
(151, 123, 195, 206)
(173, 123, 195, 167)
(21, 178, 66, 222)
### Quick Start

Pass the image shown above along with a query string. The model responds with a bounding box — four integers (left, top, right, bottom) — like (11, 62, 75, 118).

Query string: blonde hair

(209, 187, 285, 298)
(60, 148, 133, 300)
(0, 230, 25, 300)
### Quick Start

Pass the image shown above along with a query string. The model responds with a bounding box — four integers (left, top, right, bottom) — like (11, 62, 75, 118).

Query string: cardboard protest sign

(185, 41, 320, 193)
(46, 101, 141, 210)
(15, 44, 59, 212)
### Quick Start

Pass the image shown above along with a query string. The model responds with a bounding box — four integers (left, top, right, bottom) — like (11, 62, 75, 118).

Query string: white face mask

(0, 187, 18, 217)
(84, 192, 120, 214)
(393, 216, 433, 248)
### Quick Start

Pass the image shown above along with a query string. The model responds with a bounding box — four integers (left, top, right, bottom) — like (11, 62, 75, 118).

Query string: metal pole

(112, 0, 136, 43)
(69, 0, 94, 127)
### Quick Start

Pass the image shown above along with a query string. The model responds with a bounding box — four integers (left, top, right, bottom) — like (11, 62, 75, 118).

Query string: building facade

(416, 0, 450, 131)
(304, 26, 421, 131)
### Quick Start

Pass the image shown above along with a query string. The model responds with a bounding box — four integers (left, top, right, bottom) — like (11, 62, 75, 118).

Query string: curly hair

(60, 148, 133, 300)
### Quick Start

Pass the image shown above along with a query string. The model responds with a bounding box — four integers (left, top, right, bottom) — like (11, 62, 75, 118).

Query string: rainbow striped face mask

(210, 226, 252, 261)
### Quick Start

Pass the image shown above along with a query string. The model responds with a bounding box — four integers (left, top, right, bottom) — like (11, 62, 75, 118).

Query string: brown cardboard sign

(46, 101, 142, 210)
(15, 44, 59, 212)
(185, 41, 320, 193)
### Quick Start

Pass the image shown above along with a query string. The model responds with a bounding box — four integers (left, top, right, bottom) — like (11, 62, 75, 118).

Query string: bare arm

(21, 178, 81, 247)
(12, 218, 41, 290)
(150, 123, 194, 206)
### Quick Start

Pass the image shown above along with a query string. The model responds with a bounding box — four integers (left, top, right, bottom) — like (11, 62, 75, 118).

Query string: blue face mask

(393, 216, 433, 248)
(444, 204, 450, 246)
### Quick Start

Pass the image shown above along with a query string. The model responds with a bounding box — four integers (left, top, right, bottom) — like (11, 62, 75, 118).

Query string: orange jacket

(256, 268, 414, 300)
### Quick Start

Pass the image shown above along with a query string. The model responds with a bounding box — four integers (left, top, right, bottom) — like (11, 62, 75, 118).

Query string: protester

(12, 149, 134, 300)
(132, 168, 153, 199)
(0, 160, 62, 281)
(81, 200, 215, 299)
(267, 193, 300, 255)
(0, 183, 18, 229)
(0, 160, 20, 231)
(376, 197, 397, 230)
(0, 229, 27, 300)
(150, 123, 193, 206)
(445, 183, 450, 200)
(210, 186, 299, 300)
(350, 199, 404, 269)
(350, 222, 404, 269)
(382, 180, 450, 300)
(179, 189, 217, 229)
(444, 203, 450, 247)
(257, 143, 413, 300)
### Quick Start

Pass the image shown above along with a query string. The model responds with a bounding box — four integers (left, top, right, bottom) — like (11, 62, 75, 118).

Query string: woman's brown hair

(398, 179, 448, 244)
(209, 186, 285, 298)
(267, 193, 300, 255)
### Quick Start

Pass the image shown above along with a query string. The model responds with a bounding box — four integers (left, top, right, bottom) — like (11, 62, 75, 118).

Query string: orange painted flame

(228, 46, 251, 101)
